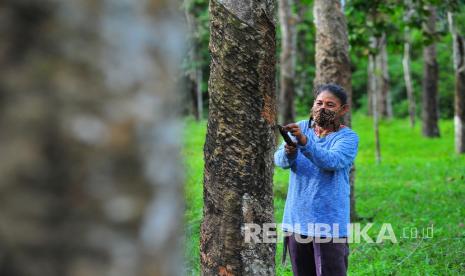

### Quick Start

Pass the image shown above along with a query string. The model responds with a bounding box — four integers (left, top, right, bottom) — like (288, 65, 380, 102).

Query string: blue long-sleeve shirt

(274, 119, 359, 237)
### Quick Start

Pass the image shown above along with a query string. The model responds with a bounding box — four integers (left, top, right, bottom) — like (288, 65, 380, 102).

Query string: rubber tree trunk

(0, 1, 184, 276)
(448, 12, 465, 154)
(279, 0, 297, 125)
(188, 74, 201, 120)
(201, 1, 277, 275)
(422, 6, 441, 137)
(403, 0, 416, 128)
(367, 36, 378, 117)
(369, 51, 382, 164)
(379, 34, 393, 119)
(368, 34, 392, 119)
(367, 53, 374, 116)
(313, 0, 358, 221)
(403, 29, 416, 128)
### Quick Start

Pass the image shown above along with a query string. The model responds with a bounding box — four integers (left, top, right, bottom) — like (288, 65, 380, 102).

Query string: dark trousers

(283, 233, 349, 276)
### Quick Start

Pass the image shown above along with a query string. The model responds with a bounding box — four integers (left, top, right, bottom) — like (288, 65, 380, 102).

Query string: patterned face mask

(311, 107, 341, 129)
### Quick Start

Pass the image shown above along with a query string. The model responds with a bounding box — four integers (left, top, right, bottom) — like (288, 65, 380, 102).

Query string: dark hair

(314, 83, 348, 106)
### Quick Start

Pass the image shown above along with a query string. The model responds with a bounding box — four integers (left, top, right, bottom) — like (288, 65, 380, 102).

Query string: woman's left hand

(284, 123, 307, 146)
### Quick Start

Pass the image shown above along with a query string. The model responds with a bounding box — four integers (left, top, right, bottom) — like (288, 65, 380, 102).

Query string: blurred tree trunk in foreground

(279, 0, 297, 125)
(448, 12, 465, 153)
(201, 0, 277, 274)
(313, 0, 359, 220)
(422, 6, 440, 138)
(0, 1, 184, 275)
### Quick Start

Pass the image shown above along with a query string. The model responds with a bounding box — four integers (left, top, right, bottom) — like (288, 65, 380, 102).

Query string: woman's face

(311, 91, 349, 128)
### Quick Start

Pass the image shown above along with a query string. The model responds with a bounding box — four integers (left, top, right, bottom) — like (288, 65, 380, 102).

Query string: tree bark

(201, 1, 277, 275)
(0, 1, 184, 275)
(448, 12, 465, 153)
(279, 0, 297, 124)
(422, 6, 440, 137)
(313, 0, 358, 221)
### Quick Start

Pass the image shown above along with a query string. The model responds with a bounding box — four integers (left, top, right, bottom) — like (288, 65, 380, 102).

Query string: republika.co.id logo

(242, 223, 434, 243)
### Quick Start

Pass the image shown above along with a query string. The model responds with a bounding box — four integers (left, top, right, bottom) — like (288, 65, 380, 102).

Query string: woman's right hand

(284, 143, 297, 156)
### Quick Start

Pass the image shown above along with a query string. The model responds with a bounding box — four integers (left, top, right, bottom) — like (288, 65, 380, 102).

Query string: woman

(274, 84, 359, 276)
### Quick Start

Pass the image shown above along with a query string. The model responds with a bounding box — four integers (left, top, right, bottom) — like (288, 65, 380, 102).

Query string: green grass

(183, 113, 465, 275)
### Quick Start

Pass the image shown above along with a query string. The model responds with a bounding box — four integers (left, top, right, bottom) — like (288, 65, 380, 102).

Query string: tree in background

(279, 0, 297, 124)
(368, 35, 383, 164)
(184, 0, 204, 121)
(379, 33, 394, 119)
(358, 2, 394, 121)
(0, 0, 184, 275)
(403, 0, 417, 128)
(290, 0, 317, 116)
(313, 0, 358, 220)
(201, 0, 277, 274)
(422, 5, 441, 137)
(448, 9, 465, 153)
(347, 0, 401, 164)
(314, 0, 352, 120)
(368, 33, 393, 120)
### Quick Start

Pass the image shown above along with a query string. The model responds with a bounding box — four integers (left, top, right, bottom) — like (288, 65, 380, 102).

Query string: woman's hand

(284, 123, 307, 146)
(284, 143, 297, 156)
